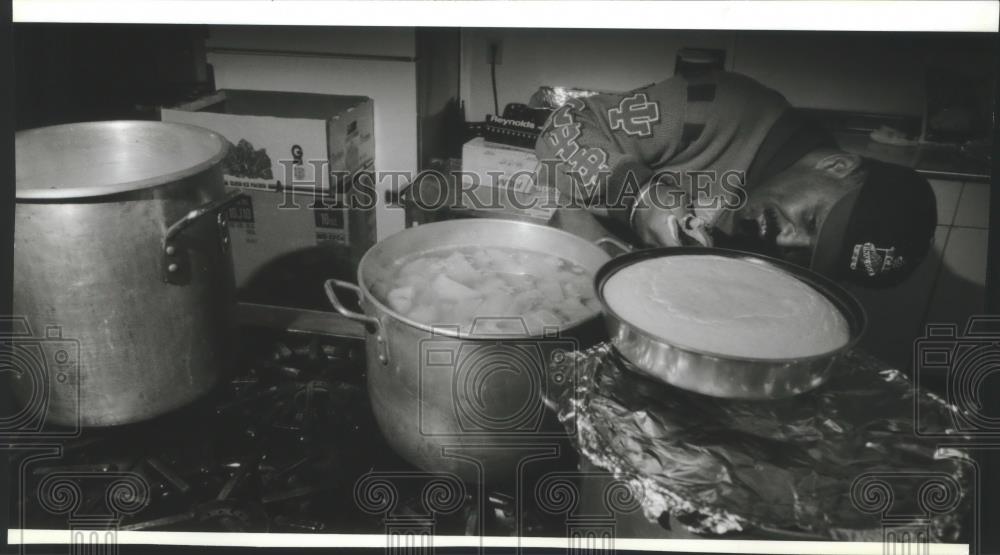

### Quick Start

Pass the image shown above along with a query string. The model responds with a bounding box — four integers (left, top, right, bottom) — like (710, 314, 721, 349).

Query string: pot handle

(162, 189, 247, 284)
(325, 279, 390, 365)
(594, 236, 634, 256)
(323, 279, 381, 331)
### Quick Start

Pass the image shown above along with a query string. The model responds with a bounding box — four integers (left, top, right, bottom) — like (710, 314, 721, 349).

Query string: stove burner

(13, 327, 569, 537)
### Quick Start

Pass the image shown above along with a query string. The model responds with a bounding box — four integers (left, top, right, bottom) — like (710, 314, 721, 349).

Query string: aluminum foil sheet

(528, 86, 609, 110)
(552, 343, 974, 541)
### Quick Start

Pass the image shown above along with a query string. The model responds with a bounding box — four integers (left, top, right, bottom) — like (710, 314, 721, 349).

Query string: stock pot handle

(162, 189, 247, 284)
(325, 279, 390, 365)
(594, 236, 634, 256)
(324, 279, 381, 331)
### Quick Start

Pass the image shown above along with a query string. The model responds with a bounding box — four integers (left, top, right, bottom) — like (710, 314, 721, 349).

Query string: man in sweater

(535, 71, 937, 287)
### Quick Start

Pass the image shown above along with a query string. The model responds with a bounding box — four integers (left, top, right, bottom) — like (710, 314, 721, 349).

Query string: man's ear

(814, 152, 862, 179)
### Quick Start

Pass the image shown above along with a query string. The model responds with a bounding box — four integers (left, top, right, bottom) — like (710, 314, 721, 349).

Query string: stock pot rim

(355, 218, 610, 340)
(16, 120, 229, 200)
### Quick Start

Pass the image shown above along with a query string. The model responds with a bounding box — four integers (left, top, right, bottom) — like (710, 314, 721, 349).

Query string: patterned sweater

(534, 71, 807, 226)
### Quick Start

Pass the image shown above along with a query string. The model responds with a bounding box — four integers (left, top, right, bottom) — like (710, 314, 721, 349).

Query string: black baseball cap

(810, 158, 937, 288)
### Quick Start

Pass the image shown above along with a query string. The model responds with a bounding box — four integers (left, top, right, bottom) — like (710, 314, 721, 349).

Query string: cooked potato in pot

(372, 246, 599, 335)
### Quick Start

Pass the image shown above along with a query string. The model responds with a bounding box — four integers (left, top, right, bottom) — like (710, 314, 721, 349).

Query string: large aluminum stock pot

(595, 247, 867, 400)
(14, 121, 243, 427)
(325, 219, 620, 484)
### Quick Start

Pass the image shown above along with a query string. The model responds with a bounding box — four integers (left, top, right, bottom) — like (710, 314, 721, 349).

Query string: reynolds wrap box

(161, 90, 376, 295)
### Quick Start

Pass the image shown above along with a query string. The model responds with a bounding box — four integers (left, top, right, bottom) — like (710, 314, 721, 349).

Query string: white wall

(461, 29, 927, 120)
(207, 26, 416, 58)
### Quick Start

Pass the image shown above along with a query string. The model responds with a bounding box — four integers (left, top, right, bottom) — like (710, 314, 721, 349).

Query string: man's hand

(631, 182, 713, 247)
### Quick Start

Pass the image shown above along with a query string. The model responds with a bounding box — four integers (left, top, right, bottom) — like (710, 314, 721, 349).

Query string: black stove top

(11, 327, 563, 537)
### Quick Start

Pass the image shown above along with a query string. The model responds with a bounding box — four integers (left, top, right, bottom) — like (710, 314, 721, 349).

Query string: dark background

(13, 24, 213, 131)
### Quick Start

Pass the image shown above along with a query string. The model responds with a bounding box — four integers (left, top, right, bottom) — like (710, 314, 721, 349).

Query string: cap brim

(810, 187, 861, 277)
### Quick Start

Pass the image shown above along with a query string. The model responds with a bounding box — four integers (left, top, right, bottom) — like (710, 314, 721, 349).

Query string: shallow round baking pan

(594, 247, 867, 400)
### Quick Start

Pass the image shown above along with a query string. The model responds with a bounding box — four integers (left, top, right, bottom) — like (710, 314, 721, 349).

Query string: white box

(460, 138, 557, 222)
(161, 89, 377, 291)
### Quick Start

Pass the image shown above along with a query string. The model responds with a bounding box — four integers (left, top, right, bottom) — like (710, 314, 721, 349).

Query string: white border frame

(7, 530, 971, 554)
(12, 1, 1000, 33)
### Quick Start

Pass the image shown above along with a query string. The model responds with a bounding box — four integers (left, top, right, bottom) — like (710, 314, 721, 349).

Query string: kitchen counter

(834, 131, 991, 183)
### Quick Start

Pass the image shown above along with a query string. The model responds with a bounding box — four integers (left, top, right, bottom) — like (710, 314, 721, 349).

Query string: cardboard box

(460, 137, 558, 222)
(161, 89, 377, 291)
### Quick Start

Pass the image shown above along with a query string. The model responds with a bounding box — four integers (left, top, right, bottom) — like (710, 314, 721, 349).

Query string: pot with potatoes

(324, 219, 623, 484)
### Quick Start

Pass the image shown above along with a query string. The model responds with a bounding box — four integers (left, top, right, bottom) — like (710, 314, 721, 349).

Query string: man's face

(715, 161, 859, 266)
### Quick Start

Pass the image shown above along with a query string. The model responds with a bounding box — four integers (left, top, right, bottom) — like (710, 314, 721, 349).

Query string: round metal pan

(594, 247, 867, 400)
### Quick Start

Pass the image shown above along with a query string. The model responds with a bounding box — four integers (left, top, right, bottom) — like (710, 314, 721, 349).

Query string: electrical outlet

(487, 40, 503, 65)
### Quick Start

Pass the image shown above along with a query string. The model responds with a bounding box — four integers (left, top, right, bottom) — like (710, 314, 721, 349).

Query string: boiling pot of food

(14, 121, 242, 427)
(595, 247, 867, 399)
(324, 219, 625, 484)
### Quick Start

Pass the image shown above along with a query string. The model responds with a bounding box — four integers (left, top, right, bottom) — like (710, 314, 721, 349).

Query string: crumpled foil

(528, 86, 609, 110)
(552, 343, 974, 541)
